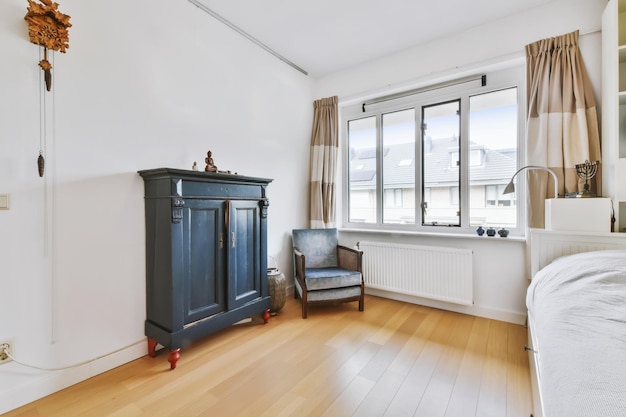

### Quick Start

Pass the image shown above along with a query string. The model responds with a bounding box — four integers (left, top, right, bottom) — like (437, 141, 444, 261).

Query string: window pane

(382, 109, 415, 224)
(468, 88, 518, 228)
(348, 117, 377, 223)
(422, 100, 460, 226)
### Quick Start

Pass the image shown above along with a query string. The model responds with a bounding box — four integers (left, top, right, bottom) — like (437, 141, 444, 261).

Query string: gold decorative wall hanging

(24, 0, 71, 92)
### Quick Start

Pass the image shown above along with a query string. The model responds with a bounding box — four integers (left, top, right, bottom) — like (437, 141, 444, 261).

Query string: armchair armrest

(293, 247, 307, 289)
(337, 245, 363, 272)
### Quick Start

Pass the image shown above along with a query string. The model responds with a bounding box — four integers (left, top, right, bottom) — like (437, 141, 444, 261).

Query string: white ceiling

(191, 0, 557, 78)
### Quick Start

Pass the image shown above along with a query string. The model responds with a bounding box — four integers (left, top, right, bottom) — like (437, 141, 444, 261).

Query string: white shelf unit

(602, 0, 626, 231)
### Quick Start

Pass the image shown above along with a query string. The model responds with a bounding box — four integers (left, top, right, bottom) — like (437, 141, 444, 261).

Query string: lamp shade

(503, 165, 559, 198)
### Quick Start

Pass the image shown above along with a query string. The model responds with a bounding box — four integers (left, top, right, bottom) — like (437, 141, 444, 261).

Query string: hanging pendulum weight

(37, 151, 45, 178)
(37, 48, 48, 178)
(38, 47, 49, 177)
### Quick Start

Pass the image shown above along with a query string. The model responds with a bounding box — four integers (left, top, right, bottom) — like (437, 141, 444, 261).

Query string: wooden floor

(4, 295, 532, 417)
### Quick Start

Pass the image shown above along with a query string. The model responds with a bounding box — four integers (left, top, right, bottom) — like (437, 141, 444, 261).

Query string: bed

(527, 229, 626, 417)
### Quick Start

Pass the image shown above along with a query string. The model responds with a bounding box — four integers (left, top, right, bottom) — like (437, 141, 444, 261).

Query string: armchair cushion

(303, 267, 362, 291)
(294, 282, 362, 302)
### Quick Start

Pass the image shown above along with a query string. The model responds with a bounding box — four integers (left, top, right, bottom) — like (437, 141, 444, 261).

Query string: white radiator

(358, 241, 473, 306)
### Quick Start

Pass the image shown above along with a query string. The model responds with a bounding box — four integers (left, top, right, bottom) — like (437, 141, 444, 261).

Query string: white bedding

(527, 250, 626, 417)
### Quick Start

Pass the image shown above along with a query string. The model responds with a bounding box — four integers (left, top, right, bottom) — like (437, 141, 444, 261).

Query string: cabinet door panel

(183, 200, 226, 324)
(228, 200, 261, 308)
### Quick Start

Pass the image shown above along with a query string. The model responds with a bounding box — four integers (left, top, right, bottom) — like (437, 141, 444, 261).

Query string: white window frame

(341, 65, 526, 236)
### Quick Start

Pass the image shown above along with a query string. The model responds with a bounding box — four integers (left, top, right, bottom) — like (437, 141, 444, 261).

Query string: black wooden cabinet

(138, 168, 272, 369)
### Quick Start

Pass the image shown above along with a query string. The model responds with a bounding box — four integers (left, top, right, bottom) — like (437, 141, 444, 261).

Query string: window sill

(339, 227, 527, 243)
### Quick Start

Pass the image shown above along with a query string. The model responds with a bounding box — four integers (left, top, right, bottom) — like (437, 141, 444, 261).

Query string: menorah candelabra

(567, 160, 599, 198)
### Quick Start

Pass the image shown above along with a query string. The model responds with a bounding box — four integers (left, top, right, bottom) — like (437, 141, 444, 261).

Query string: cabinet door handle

(231, 232, 236, 248)
(219, 233, 224, 249)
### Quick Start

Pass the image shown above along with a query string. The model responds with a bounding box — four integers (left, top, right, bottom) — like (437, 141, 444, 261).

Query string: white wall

(315, 0, 606, 325)
(0, 0, 312, 413)
(314, 0, 605, 102)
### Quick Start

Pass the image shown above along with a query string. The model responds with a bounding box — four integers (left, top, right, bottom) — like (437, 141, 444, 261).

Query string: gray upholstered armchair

(292, 228, 364, 318)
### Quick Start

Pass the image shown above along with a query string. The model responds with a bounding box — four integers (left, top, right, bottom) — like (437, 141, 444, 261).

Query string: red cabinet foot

(168, 349, 181, 370)
(147, 338, 157, 357)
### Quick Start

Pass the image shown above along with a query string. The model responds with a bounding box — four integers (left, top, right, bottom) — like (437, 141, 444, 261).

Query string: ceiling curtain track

(361, 74, 486, 112)
(187, 0, 308, 76)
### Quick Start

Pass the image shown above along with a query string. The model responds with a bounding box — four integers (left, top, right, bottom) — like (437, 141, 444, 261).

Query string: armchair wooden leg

(359, 284, 365, 312)
(302, 290, 308, 319)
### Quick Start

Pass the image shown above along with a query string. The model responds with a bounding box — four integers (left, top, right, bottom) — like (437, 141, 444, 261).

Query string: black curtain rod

(362, 74, 487, 112)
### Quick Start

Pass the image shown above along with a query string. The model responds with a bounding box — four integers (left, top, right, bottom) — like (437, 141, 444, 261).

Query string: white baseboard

(0, 340, 146, 415)
(365, 287, 527, 325)
(285, 283, 526, 324)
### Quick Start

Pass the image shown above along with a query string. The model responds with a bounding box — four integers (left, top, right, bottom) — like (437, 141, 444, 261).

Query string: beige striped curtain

(525, 30, 601, 228)
(309, 96, 338, 228)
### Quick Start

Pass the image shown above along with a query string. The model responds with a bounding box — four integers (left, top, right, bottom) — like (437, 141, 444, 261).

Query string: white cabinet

(602, 0, 626, 231)
(544, 198, 613, 232)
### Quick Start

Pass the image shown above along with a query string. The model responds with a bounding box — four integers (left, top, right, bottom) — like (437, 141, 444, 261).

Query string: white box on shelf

(544, 198, 612, 232)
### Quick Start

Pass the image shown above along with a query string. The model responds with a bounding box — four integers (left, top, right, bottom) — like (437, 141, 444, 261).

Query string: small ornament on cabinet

(203, 150, 238, 175)
(204, 150, 218, 172)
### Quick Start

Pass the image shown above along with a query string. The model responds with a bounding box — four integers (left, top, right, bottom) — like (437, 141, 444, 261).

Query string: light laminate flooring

(3, 295, 532, 417)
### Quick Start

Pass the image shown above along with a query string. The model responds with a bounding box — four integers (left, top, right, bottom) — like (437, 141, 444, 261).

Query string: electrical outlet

(0, 338, 14, 364)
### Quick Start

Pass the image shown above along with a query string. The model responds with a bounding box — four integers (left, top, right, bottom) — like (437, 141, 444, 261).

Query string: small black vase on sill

(476, 226, 485, 236)
(486, 227, 496, 237)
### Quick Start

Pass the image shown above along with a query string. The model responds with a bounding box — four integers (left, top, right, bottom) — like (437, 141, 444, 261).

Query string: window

(423, 100, 460, 226)
(468, 87, 519, 227)
(383, 109, 415, 224)
(343, 66, 523, 234)
(485, 185, 514, 207)
(384, 188, 402, 208)
(347, 117, 377, 223)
